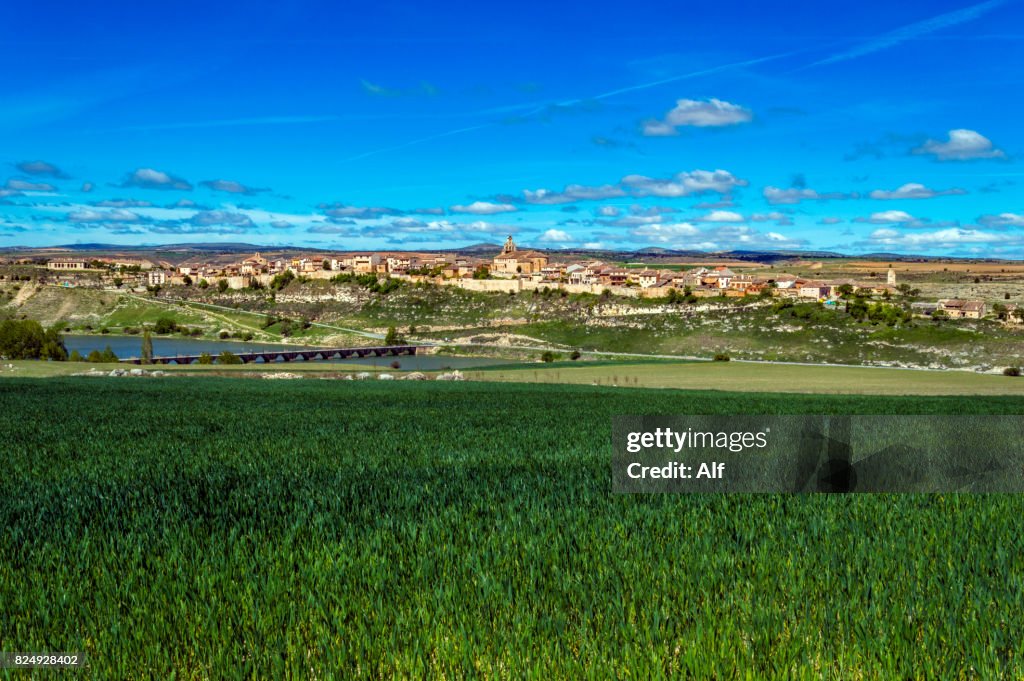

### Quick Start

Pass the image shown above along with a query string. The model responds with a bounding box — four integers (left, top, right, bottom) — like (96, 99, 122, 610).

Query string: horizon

(12, 240, 1024, 263)
(3, 0, 1023, 256)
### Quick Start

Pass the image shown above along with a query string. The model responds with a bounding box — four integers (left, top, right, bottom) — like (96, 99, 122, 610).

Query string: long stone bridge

(121, 345, 423, 365)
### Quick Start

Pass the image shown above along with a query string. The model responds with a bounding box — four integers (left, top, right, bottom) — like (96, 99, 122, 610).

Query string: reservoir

(62, 335, 514, 370)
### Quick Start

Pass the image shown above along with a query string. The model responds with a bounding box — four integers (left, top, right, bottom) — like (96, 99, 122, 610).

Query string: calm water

(63, 335, 512, 370)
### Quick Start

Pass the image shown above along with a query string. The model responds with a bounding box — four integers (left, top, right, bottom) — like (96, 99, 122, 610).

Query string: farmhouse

(798, 281, 832, 300)
(938, 299, 987, 319)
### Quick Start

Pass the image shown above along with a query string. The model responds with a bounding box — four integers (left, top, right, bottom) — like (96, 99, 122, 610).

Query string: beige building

(491, 236, 548, 276)
(46, 259, 87, 271)
(938, 299, 987, 319)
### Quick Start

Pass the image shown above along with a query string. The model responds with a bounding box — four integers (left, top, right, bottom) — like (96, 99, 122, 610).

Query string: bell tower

(501, 235, 516, 255)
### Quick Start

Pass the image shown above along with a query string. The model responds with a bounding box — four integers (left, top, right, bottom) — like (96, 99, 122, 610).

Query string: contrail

(342, 51, 800, 162)
(341, 123, 496, 162)
(801, 0, 1010, 69)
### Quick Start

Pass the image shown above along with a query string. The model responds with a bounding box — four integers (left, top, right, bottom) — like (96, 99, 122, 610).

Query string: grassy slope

(0, 284, 367, 346)
(1, 379, 1023, 677)
(6, 281, 1024, 368)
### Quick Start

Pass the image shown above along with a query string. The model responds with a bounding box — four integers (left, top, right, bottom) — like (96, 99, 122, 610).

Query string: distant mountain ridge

(0, 242, 1018, 263)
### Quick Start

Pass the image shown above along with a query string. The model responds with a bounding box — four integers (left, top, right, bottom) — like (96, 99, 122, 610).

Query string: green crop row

(1, 379, 1023, 679)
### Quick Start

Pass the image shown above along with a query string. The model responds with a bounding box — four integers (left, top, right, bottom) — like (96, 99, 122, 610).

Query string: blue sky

(2, 0, 1023, 256)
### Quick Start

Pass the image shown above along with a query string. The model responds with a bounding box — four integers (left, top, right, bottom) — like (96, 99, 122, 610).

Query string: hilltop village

(32, 237, 1017, 323)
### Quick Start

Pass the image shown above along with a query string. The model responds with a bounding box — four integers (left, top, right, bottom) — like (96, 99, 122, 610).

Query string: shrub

(713, 353, 731, 362)
(1004, 367, 1021, 377)
(219, 331, 230, 340)
(153, 316, 177, 335)
(270, 271, 295, 291)
(217, 351, 243, 365)
(570, 350, 581, 361)
(197, 352, 213, 365)
(541, 351, 556, 363)
(390, 360, 401, 370)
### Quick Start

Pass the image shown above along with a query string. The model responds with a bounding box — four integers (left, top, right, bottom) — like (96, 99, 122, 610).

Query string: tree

(1004, 367, 1021, 377)
(182, 275, 193, 286)
(69, 350, 84, 361)
(570, 350, 581, 361)
(541, 351, 555, 363)
(0, 319, 67, 360)
(113, 277, 123, 288)
(384, 326, 402, 346)
(198, 352, 213, 365)
(141, 329, 154, 365)
(217, 279, 229, 293)
(198, 279, 209, 289)
(218, 351, 243, 365)
(86, 345, 118, 363)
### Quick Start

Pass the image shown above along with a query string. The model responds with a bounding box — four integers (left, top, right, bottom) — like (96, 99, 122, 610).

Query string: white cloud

(67, 208, 143, 223)
(869, 182, 966, 200)
(763, 186, 851, 205)
(200, 179, 269, 195)
(628, 222, 701, 243)
(869, 227, 1022, 248)
(520, 170, 743, 205)
(121, 168, 192, 190)
(640, 119, 678, 137)
(538, 229, 573, 243)
(6, 179, 56, 192)
(913, 129, 1006, 161)
(664, 98, 752, 127)
(642, 98, 752, 136)
(16, 160, 66, 178)
(449, 201, 517, 215)
(700, 210, 744, 222)
(523, 185, 626, 205)
(623, 169, 747, 197)
(864, 210, 917, 224)
(978, 212, 1024, 227)
(596, 206, 620, 217)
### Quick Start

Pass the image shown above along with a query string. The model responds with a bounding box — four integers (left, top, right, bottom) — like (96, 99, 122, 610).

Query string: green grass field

(1, 378, 1024, 678)
(469, 360, 1024, 395)
(6, 357, 1023, 395)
